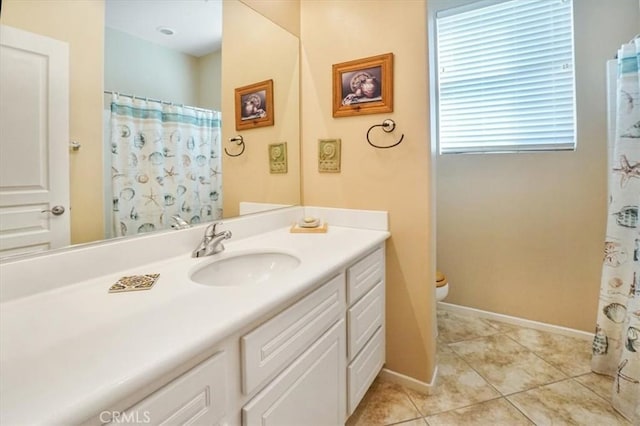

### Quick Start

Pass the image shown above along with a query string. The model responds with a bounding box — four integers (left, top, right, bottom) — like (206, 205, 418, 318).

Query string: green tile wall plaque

(319, 139, 341, 173)
(269, 142, 287, 174)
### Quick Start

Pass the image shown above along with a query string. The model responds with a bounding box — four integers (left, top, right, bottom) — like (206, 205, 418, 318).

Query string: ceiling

(105, 0, 223, 57)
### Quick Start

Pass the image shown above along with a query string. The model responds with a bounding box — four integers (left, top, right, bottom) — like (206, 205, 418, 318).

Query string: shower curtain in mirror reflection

(109, 95, 222, 237)
(592, 40, 639, 423)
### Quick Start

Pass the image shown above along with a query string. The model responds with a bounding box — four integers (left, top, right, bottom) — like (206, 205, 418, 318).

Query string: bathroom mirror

(0, 0, 300, 259)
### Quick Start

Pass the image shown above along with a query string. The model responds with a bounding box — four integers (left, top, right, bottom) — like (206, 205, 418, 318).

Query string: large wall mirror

(0, 0, 300, 259)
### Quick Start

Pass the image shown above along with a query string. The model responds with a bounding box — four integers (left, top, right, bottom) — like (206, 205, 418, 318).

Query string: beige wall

(222, 0, 300, 218)
(198, 50, 223, 112)
(1, 0, 105, 245)
(435, 0, 639, 332)
(240, 0, 300, 37)
(105, 28, 222, 111)
(105, 28, 200, 107)
(300, 0, 436, 383)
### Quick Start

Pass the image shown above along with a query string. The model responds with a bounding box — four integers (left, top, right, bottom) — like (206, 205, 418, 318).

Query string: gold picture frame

(235, 79, 274, 130)
(332, 53, 393, 118)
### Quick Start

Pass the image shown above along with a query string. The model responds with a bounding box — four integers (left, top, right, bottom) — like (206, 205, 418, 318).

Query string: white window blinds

(436, 0, 576, 154)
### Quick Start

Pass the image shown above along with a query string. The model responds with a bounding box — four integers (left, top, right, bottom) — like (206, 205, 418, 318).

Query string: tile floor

(346, 307, 630, 426)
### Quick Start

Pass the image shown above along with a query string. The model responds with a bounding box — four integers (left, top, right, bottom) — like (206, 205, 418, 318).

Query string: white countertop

(0, 224, 389, 425)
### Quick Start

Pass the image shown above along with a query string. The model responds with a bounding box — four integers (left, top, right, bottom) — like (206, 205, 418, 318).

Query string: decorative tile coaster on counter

(108, 274, 160, 293)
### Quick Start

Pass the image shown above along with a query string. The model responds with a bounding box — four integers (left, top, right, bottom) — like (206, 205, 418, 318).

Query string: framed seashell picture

(332, 53, 393, 118)
(235, 79, 274, 130)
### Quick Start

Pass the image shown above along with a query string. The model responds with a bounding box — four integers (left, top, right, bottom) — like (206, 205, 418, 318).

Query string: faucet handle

(211, 221, 223, 233)
(204, 221, 223, 238)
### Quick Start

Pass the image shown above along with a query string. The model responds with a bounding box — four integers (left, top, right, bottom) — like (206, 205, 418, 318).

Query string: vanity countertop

(0, 224, 389, 425)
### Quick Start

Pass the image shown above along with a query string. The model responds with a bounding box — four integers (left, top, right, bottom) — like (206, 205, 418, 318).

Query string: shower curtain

(592, 39, 639, 423)
(109, 94, 222, 237)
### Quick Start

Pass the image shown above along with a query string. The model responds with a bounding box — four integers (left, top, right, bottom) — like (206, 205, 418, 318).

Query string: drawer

(347, 327, 384, 416)
(348, 282, 384, 361)
(241, 273, 345, 395)
(347, 247, 384, 305)
(109, 351, 227, 425)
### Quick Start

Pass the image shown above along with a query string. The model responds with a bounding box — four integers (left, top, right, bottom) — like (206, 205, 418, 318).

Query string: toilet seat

(435, 270, 449, 301)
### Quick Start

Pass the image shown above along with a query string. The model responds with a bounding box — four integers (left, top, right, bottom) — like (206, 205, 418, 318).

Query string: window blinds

(436, 0, 576, 154)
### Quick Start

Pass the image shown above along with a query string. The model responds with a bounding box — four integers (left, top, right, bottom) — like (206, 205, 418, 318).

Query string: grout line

(404, 390, 426, 418)
(502, 396, 537, 425)
(422, 395, 506, 418)
(384, 416, 426, 426)
(571, 376, 615, 405)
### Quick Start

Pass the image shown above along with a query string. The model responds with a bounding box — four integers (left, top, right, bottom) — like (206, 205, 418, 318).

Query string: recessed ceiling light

(157, 26, 175, 36)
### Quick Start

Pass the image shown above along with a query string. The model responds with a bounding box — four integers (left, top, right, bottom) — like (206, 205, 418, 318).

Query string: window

(435, 0, 576, 154)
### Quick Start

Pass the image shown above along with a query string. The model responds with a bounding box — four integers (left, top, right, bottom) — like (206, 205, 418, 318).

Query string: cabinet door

(242, 319, 346, 426)
(241, 273, 344, 395)
(108, 351, 227, 426)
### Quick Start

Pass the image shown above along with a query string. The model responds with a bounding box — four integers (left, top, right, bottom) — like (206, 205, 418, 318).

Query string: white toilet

(435, 270, 449, 301)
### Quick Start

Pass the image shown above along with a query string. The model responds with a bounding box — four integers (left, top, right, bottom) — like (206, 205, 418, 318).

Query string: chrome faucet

(171, 215, 190, 230)
(192, 222, 232, 258)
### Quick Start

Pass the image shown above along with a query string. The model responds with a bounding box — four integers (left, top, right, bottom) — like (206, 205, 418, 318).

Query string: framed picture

(235, 79, 274, 130)
(332, 53, 393, 118)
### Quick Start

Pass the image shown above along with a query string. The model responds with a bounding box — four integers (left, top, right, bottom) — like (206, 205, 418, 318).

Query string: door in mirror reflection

(0, 25, 70, 258)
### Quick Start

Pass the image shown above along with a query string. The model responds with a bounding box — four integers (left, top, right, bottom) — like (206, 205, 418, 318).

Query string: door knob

(41, 205, 65, 216)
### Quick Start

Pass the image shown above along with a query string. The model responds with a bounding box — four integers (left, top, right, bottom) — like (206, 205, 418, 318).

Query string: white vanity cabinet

(101, 245, 385, 426)
(241, 244, 386, 425)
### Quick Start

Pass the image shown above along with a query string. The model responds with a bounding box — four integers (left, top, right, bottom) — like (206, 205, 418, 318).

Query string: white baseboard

(437, 302, 594, 341)
(378, 366, 438, 395)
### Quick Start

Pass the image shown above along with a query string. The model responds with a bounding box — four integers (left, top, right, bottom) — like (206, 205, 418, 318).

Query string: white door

(0, 25, 70, 257)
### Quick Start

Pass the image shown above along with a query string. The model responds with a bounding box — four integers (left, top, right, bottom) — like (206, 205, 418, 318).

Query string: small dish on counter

(297, 217, 321, 228)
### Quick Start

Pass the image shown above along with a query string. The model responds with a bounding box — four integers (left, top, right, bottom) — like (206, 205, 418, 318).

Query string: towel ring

(366, 119, 404, 149)
(225, 135, 245, 157)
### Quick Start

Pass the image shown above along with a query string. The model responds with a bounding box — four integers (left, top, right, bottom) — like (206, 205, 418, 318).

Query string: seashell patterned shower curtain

(109, 94, 222, 237)
(592, 39, 639, 423)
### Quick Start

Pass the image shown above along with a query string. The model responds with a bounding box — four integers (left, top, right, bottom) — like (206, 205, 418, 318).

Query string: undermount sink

(190, 250, 301, 286)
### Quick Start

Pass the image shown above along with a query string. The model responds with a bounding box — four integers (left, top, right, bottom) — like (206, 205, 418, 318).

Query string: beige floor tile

(574, 372, 616, 403)
(450, 334, 566, 395)
(346, 378, 422, 426)
(405, 352, 500, 416)
(506, 327, 592, 376)
(436, 340, 454, 358)
(507, 378, 631, 426)
(436, 310, 499, 343)
(424, 398, 533, 426)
